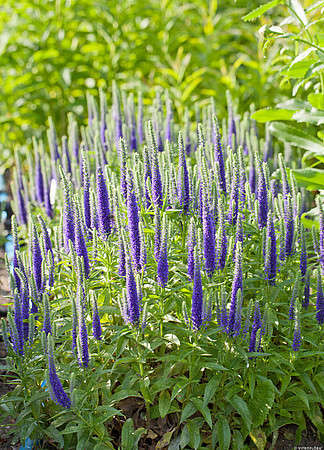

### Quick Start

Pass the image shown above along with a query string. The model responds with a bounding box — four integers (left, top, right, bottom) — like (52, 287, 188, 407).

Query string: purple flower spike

(74, 205, 90, 278)
(96, 166, 112, 238)
(248, 302, 262, 354)
(44, 177, 53, 219)
(35, 152, 44, 204)
(285, 195, 294, 257)
(16, 175, 27, 226)
(154, 207, 161, 261)
(292, 321, 301, 351)
(202, 186, 216, 277)
(148, 121, 163, 208)
(127, 171, 141, 271)
(118, 234, 126, 277)
(120, 138, 128, 200)
(47, 336, 71, 408)
(113, 82, 123, 147)
(62, 136, 72, 175)
(42, 294, 52, 336)
(316, 268, 324, 325)
(216, 197, 227, 271)
(187, 219, 196, 281)
(228, 155, 239, 226)
(191, 249, 203, 331)
(31, 223, 43, 293)
(157, 221, 168, 287)
(177, 132, 190, 213)
(265, 212, 277, 285)
(300, 226, 307, 281)
(126, 257, 140, 326)
(212, 117, 226, 194)
(82, 154, 91, 229)
(256, 158, 268, 229)
(92, 294, 102, 340)
(302, 270, 310, 309)
(61, 171, 75, 252)
(14, 293, 24, 355)
(228, 242, 243, 336)
(38, 215, 55, 287)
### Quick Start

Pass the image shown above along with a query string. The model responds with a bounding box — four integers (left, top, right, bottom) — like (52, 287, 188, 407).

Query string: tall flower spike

(125, 256, 140, 326)
(213, 116, 226, 194)
(62, 136, 72, 174)
(61, 169, 75, 252)
(157, 218, 169, 287)
(264, 211, 277, 285)
(233, 289, 242, 337)
(127, 170, 141, 271)
(99, 88, 108, 151)
(316, 196, 324, 275)
(216, 196, 227, 271)
(31, 222, 43, 293)
(177, 132, 190, 213)
(248, 302, 262, 354)
(302, 269, 310, 309)
(38, 215, 55, 287)
(228, 242, 243, 335)
(92, 293, 102, 340)
(112, 81, 123, 147)
(35, 149, 44, 204)
(139, 222, 147, 270)
(316, 268, 324, 325)
(285, 194, 294, 257)
(120, 138, 128, 200)
(12, 216, 21, 292)
(47, 335, 71, 408)
(118, 233, 126, 277)
(42, 294, 52, 336)
(81, 152, 91, 229)
(147, 121, 163, 208)
(202, 184, 216, 277)
(154, 206, 161, 261)
(191, 247, 203, 331)
(187, 218, 196, 281)
(76, 280, 89, 367)
(74, 201, 90, 278)
(96, 166, 112, 238)
(289, 275, 300, 320)
(137, 91, 143, 144)
(44, 168, 53, 219)
(256, 155, 268, 229)
(15, 174, 27, 226)
(14, 292, 24, 355)
(68, 113, 79, 163)
(300, 225, 307, 281)
(228, 153, 239, 226)
(71, 295, 77, 355)
(292, 305, 301, 351)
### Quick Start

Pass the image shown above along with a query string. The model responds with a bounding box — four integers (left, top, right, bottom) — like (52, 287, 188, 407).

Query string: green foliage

(251, 0, 324, 197)
(0, 0, 273, 168)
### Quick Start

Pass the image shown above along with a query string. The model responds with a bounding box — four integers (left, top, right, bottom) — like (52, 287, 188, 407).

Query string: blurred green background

(0, 0, 323, 178)
(0, 0, 280, 164)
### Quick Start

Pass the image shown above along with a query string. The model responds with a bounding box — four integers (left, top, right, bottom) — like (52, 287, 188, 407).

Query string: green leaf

(269, 122, 324, 155)
(215, 416, 231, 450)
(191, 398, 213, 429)
(252, 108, 294, 123)
(121, 418, 145, 450)
(158, 391, 171, 418)
(250, 377, 275, 427)
(308, 93, 324, 109)
(292, 168, 324, 190)
(203, 375, 219, 407)
(243, 0, 282, 21)
(45, 425, 64, 448)
(231, 395, 252, 431)
(180, 402, 196, 423)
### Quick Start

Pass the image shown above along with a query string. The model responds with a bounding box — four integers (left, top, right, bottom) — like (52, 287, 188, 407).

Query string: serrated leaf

(203, 375, 219, 407)
(158, 390, 171, 418)
(231, 395, 252, 431)
(191, 398, 212, 429)
(250, 378, 275, 427)
(215, 416, 231, 450)
(243, 0, 282, 21)
(180, 402, 196, 423)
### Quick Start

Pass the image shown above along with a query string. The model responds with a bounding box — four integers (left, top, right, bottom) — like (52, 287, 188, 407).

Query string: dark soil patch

(273, 422, 323, 449)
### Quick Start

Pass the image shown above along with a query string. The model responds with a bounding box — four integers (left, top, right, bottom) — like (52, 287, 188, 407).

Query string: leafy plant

(1, 86, 323, 449)
(245, 0, 324, 198)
